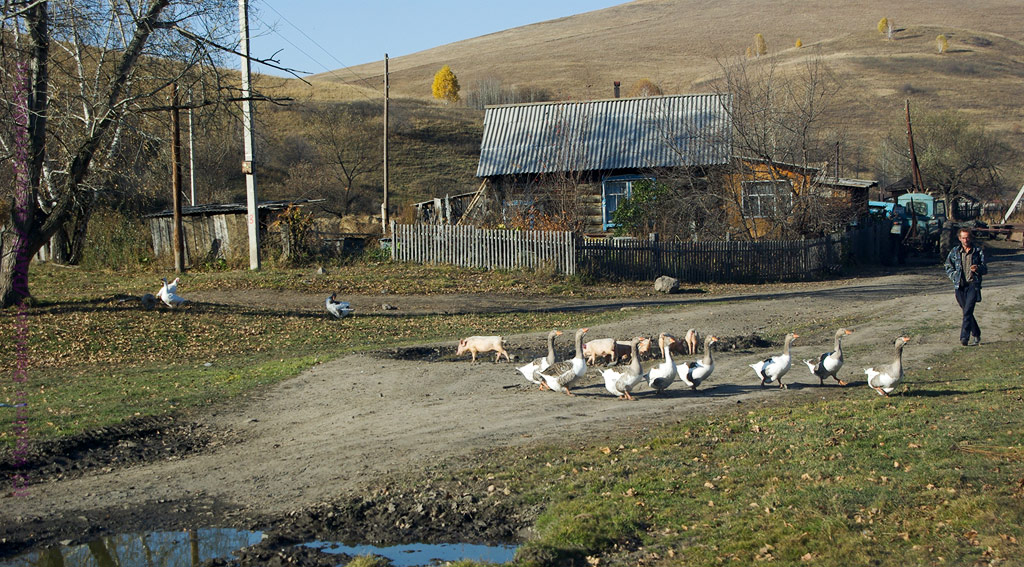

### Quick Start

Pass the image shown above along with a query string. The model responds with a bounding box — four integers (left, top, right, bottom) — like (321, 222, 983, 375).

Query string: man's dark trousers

(955, 281, 981, 344)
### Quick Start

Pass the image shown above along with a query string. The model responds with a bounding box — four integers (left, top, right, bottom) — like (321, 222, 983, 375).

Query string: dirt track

(2, 244, 1023, 558)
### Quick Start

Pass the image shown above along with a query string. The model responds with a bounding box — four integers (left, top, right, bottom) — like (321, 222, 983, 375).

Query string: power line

(251, 0, 382, 97)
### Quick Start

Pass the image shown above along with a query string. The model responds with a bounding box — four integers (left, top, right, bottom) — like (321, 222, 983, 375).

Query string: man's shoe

(961, 340, 969, 347)
(968, 336, 980, 346)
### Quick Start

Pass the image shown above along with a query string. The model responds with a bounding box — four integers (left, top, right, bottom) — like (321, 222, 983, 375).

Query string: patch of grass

(439, 332, 1024, 566)
(1, 265, 639, 446)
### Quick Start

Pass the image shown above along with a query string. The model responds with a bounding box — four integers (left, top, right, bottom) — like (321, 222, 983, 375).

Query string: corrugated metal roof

(476, 94, 732, 177)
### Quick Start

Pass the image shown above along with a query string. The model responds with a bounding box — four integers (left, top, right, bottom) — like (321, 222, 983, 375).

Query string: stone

(654, 275, 680, 294)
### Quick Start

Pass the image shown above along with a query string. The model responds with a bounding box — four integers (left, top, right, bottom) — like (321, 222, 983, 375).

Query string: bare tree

(708, 54, 852, 239)
(300, 101, 383, 218)
(875, 109, 1014, 217)
(0, 0, 274, 307)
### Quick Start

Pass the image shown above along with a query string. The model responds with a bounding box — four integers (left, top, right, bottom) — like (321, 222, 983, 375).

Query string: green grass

(440, 335, 1024, 566)
(1, 263, 640, 444)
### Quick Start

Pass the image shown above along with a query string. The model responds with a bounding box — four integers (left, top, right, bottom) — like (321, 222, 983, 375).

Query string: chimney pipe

(613, 81, 621, 98)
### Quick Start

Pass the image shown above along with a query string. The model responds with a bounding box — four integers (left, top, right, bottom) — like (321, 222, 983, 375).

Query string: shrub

(937, 34, 948, 53)
(795, 38, 803, 48)
(80, 208, 153, 271)
(754, 33, 768, 56)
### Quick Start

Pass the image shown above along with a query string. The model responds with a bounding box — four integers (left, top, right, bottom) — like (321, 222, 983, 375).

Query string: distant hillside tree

(626, 79, 663, 98)
(795, 38, 803, 48)
(745, 46, 754, 58)
(936, 34, 948, 53)
(432, 65, 461, 104)
(754, 33, 768, 56)
(877, 18, 888, 35)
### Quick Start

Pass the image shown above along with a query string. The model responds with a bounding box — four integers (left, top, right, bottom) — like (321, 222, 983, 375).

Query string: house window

(742, 180, 793, 219)
(602, 176, 651, 230)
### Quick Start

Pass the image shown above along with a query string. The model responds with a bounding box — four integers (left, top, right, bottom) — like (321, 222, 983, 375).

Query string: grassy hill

(253, 0, 1024, 210)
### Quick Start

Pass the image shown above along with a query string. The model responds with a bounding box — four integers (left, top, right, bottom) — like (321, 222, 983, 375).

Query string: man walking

(944, 228, 988, 346)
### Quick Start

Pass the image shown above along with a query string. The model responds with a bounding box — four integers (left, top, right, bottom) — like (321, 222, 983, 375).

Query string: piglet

(456, 335, 511, 363)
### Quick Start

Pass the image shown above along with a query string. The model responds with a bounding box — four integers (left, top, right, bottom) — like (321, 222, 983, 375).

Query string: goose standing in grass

(159, 278, 188, 308)
(680, 335, 718, 390)
(603, 337, 648, 400)
(865, 336, 910, 397)
(647, 334, 679, 395)
(326, 293, 354, 318)
(749, 332, 799, 389)
(804, 328, 853, 386)
(538, 328, 589, 396)
(517, 330, 562, 388)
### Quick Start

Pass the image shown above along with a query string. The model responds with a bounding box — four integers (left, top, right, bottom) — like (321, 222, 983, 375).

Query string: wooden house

(473, 94, 732, 234)
(726, 158, 876, 239)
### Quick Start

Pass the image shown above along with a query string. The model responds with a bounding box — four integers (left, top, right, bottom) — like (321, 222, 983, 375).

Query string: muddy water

(0, 528, 517, 567)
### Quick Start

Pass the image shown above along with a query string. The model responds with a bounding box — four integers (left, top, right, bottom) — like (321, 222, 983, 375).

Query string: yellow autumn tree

(795, 38, 803, 48)
(877, 17, 888, 34)
(432, 65, 460, 103)
(754, 33, 768, 56)
(937, 34, 948, 53)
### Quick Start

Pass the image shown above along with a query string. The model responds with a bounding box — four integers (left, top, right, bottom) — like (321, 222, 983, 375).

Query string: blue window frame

(602, 176, 651, 230)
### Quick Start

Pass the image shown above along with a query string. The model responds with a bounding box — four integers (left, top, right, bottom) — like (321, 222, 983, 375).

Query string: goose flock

(502, 327, 911, 399)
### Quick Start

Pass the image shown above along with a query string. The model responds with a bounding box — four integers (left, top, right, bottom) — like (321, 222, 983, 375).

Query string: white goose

(750, 332, 799, 389)
(159, 278, 188, 308)
(603, 337, 648, 400)
(680, 335, 718, 390)
(326, 293, 354, 318)
(538, 328, 589, 396)
(517, 330, 562, 388)
(865, 336, 910, 397)
(647, 334, 678, 395)
(804, 328, 852, 386)
(156, 277, 179, 302)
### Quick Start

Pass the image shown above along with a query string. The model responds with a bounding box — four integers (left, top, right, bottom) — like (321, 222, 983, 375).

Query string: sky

(246, 0, 625, 78)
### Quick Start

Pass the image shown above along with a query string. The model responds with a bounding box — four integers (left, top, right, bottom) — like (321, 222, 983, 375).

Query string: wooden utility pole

(187, 92, 197, 205)
(382, 54, 390, 236)
(171, 83, 185, 273)
(905, 99, 925, 193)
(239, 0, 261, 270)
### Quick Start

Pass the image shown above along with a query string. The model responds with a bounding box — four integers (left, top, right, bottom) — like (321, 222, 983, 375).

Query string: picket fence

(390, 222, 886, 283)
(390, 222, 577, 275)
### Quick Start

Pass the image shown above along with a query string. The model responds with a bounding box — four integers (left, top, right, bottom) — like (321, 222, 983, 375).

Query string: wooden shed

(146, 199, 320, 266)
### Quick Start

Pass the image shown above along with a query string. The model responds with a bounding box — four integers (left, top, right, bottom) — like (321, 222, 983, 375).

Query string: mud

(2, 243, 1022, 565)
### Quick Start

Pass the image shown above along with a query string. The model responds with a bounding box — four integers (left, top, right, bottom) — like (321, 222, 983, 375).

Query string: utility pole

(171, 83, 185, 273)
(239, 0, 261, 270)
(382, 54, 390, 236)
(188, 92, 197, 205)
(905, 99, 924, 194)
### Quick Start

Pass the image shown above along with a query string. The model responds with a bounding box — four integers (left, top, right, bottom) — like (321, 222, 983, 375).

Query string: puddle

(0, 529, 518, 567)
(0, 528, 262, 567)
(306, 540, 517, 566)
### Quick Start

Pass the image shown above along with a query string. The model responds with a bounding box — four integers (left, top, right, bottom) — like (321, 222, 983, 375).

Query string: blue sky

(247, 0, 624, 77)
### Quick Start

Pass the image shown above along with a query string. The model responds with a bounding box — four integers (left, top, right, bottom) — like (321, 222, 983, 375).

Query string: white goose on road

(750, 332, 799, 389)
(538, 328, 589, 396)
(865, 336, 910, 397)
(603, 337, 649, 400)
(680, 334, 718, 390)
(517, 330, 562, 388)
(804, 328, 852, 386)
(647, 334, 678, 395)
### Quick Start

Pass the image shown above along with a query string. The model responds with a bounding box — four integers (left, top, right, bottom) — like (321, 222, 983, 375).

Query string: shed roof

(476, 94, 732, 177)
(145, 198, 323, 218)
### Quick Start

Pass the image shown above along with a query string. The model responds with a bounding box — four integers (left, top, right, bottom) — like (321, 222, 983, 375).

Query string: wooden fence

(390, 223, 577, 274)
(390, 222, 886, 283)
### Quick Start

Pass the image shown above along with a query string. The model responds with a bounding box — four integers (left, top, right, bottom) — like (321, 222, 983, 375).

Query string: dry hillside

(258, 0, 1024, 202)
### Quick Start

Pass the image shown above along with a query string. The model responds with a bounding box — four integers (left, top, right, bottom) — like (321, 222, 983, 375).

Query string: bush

(80, 209, 153, 271)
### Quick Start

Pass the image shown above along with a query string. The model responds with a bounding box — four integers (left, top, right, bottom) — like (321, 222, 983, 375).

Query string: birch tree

(0, 0, 260, 307)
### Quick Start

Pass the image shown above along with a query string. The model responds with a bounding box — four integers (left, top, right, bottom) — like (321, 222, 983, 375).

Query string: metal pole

(239, 0, 261, 270)
(171, 83, 185, 273)
(382, 54, 390, 236)
(188, 91, 197, 205)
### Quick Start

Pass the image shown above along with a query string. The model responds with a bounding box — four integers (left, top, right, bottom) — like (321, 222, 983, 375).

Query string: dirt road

(3, 244, 1022, 555)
